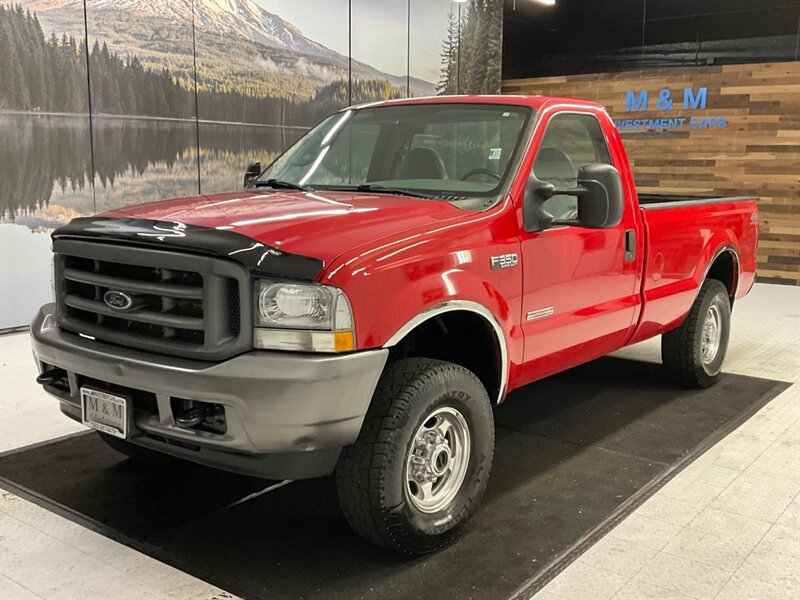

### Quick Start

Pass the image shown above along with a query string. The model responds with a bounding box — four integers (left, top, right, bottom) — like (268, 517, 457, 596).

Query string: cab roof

(350, 94, 606, 112)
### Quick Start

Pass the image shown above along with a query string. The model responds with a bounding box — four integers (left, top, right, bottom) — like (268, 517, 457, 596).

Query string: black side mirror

(243, 162, 261, 188)
(523, 163, 623, 231)
(573, 164, 624, 229)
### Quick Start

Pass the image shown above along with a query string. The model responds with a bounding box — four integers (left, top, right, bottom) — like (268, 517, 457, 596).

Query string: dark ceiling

(502, 0, 800, 78)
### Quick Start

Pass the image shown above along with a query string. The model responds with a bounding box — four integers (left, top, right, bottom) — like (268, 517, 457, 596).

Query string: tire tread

(335, 357, 492, 555)
(661, 279, 730, 388)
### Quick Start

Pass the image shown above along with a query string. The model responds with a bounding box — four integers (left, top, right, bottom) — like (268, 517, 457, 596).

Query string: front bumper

(30, 304, 388, 479)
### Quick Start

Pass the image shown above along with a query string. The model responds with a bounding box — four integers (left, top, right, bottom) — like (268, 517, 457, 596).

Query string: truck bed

(630, 194, 759, 345)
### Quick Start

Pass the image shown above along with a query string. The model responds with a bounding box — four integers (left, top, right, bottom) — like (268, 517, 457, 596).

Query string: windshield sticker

(488, 148, 502, 160)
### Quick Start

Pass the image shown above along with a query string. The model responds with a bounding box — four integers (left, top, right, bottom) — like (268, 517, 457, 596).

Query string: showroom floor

(1, 283, 798, 600)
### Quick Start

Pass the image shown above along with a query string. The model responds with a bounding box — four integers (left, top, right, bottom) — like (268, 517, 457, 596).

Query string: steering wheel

(459, 168, 502, 182)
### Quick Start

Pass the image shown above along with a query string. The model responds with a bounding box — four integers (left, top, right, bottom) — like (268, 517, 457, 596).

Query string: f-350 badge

(490, 253, 518, 270)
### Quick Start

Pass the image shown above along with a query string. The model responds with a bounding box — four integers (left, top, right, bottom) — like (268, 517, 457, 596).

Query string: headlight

(253, 280, 355, 352)
(257, 282, 332, 329)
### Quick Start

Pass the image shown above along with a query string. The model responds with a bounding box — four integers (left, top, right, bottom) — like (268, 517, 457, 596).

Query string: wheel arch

(703, 245, 740, 306)
(383, 301, 508, 404)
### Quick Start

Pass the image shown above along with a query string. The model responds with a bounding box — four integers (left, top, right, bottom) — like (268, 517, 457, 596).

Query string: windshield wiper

(350, 184, 437, 199)
(251, 178, 312, 192)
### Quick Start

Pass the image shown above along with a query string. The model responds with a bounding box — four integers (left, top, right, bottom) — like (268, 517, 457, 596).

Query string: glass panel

(261, 103, 531, 197)
(410, 0, 456, 96)
(84, 0, 198, 213)
(0, 1, 92, 327)
(534, 114, 612, 218)
(196, 0, 349, 194)
(457, 0, 503, 94)
(351, 0, 413, 104)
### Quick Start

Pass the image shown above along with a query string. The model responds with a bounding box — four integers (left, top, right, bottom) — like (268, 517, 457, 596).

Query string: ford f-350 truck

(31, 96, 758, 555)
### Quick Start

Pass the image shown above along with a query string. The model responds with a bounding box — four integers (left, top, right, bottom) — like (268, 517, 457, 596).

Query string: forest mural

(0, 0, 503, 328)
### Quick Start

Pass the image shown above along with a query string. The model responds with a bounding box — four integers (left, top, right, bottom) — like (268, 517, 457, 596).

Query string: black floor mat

(0, 358, 789, 600)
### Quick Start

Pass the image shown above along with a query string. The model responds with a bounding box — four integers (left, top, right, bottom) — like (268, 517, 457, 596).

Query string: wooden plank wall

(503, 62, 800, 285)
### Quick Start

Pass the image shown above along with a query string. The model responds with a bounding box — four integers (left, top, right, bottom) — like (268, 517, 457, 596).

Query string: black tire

(335, 357, 494, 555)
(661, 279, 731, 388)
(97, 432, 160, 461)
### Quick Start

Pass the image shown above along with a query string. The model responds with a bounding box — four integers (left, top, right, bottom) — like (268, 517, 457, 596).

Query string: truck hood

(101, 190, 468, 267)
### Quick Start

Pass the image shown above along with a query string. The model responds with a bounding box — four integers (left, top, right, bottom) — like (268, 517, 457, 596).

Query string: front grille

(54, 239, 251, 360)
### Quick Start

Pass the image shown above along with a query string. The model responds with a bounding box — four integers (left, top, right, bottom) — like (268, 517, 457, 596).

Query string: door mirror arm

(524, 175, 586, 232)
(523, 175, 555, 231)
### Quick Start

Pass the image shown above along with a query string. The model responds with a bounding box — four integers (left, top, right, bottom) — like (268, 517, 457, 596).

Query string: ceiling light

(512, 0, 556, 7)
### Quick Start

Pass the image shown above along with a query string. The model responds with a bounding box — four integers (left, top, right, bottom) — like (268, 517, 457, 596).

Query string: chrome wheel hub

(701, 301, 722, 365)
(405, 407, 470, 514)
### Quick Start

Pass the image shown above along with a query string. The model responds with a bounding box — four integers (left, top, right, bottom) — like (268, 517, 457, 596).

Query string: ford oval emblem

(103, 290, 134, 311)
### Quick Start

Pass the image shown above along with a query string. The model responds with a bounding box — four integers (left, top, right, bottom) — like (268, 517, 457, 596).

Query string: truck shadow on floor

(0, 357, 787, 600)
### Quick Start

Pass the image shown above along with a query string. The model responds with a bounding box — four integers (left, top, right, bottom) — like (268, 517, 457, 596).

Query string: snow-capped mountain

(24, 0, 437, 96)
(29, 0, 338, 57)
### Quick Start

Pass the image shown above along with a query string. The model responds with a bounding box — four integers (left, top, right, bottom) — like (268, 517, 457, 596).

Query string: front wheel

(335, 358, 494, 555)
(661, 279, 731, 388)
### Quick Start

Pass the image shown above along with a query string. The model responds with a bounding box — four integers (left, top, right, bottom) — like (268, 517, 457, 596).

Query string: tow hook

(36, 368, 67, 385)
(174, 402, 227, 433)
(175, 407, 205, 427)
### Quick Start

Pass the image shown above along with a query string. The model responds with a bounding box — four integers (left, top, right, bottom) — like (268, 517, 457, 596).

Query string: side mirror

(523, 163, 623, 231)
(243, 162, 261, 188)
(573, 163, 624, 229)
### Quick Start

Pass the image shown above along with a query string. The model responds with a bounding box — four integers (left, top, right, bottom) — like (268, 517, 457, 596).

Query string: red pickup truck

(32, 96, 757, 555)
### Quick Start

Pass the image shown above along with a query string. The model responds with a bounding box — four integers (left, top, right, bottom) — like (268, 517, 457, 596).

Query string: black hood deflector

(52, 217, 324, 282)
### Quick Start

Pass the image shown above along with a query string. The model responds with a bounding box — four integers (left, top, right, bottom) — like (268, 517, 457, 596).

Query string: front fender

(348, 264, 518, 360)
(320, 201, 524, 393)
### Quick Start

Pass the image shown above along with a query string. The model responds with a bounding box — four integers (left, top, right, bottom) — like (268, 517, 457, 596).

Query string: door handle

(624, 229, 636, 262)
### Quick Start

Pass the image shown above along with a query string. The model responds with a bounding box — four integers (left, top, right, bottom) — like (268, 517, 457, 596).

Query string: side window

(533, 114, 611, 219)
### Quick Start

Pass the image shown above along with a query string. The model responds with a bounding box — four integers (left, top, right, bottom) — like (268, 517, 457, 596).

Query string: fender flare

(698, 244, 741, 303)
(383, 300, 509, 403)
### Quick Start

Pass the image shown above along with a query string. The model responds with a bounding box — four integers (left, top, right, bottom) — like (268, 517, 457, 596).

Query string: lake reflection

(0, 113, 303, 328)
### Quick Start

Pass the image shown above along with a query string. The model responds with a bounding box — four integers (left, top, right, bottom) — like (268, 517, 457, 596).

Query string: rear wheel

(335, 357, 494, 555)
(661, 279, 731, 388)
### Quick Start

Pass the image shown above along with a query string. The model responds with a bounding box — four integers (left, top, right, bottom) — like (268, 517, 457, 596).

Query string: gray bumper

(30, 304, 388, 479)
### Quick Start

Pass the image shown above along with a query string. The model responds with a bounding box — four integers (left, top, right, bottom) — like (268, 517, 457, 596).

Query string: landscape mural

(0, 0, 503, 328)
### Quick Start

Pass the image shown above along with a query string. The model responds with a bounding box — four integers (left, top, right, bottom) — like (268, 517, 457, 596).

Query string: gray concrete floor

(537, 283, 800, 600)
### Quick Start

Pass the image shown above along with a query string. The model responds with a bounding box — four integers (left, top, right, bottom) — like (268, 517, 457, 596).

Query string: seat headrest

(534, 147, 576, 183)
(399, 148, 447, 180)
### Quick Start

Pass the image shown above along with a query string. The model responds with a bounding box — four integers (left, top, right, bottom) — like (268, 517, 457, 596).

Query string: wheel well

(705, 250, 738, 303)
(387, 310, 502, 403)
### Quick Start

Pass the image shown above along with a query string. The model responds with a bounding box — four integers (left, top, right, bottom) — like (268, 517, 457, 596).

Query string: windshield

(257, 103, 532, 199)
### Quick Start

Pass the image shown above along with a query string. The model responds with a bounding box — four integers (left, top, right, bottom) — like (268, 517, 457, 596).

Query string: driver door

(517, 111, 640, 385)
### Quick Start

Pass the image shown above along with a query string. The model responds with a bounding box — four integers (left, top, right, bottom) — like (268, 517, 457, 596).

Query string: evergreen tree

(438, 7, 459, 95)
(443, 0, 502, 95)
(0, 3, 419, 124)
(482, 0, 502, 94)
(0, 8, 18, 109)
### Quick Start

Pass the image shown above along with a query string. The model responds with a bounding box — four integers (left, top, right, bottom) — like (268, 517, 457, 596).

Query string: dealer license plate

(80, 387, 129, 439)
